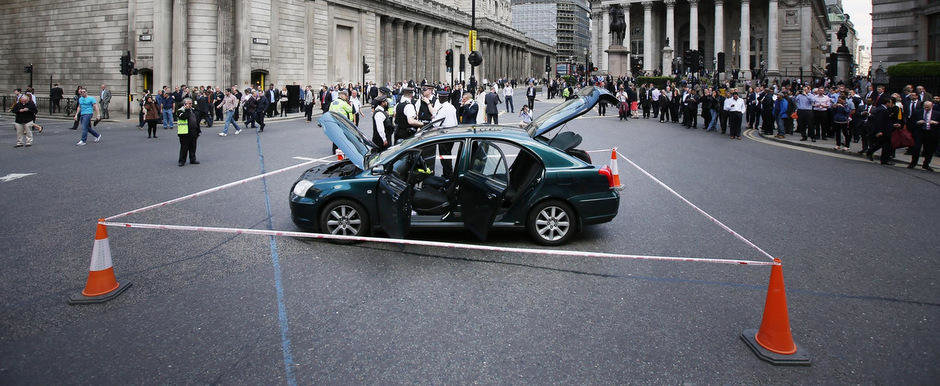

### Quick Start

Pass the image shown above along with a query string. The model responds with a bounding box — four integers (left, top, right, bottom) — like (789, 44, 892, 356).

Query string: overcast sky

(843, 1, 872, 48)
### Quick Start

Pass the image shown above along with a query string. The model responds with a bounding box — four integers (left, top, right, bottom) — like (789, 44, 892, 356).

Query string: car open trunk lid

(525, 86, 619, 138)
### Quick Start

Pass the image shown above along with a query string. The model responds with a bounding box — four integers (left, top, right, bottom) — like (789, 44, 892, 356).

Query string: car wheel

(318, 199, 370, 244)
(527, 200, 576, 246)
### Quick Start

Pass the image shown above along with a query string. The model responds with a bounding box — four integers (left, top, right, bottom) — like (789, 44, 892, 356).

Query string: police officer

(394, 87, 422, 143)
(371, 95, 393, 150)
(415, 86, 436, 123)
(329, 91, 355, 153)
(176, 98, 201, 167)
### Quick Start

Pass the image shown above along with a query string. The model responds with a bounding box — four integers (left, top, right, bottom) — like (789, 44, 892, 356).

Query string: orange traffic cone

(336, 149, 345, 161)
(69, 220, 131, 305)
(741, 259, 810, 365)
(610, 148, 622, 188)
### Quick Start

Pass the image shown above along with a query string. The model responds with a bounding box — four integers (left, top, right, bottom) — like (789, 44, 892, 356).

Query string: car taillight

(598, 166, 614, 188)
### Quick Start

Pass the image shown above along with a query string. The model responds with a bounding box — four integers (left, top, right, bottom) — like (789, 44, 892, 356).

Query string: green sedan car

(290, 86, 620, 245)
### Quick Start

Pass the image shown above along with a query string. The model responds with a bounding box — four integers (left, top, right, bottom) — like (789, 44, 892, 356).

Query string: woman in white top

(475, 86, 487, 125)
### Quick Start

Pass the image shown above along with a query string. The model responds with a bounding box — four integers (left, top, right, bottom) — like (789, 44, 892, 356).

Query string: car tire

(527, 200, 577, 246)
(318, 199, 371, 244)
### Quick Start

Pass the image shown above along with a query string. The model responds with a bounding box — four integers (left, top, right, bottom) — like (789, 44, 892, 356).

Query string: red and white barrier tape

(98, 221, 778, 266)
(615, 150, 778, 262)
(105, 155, 334, 221)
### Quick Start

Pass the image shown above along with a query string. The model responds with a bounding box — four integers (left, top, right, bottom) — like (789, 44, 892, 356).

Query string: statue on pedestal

(609, 5, 626, 47)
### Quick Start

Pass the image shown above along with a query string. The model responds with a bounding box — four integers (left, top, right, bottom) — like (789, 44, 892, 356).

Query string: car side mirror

(371, 165, 385, 175)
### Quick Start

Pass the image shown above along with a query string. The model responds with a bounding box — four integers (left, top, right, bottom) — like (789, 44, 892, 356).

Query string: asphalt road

(0, 91, 937, 383)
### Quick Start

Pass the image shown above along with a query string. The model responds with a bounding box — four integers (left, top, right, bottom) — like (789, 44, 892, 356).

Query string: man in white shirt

(393, 87, 422, 142)
(651, 87, 661, 119)
(724, 91, 746, 139)
(432, 90, 458, 128)
(503, 83, 514, 113)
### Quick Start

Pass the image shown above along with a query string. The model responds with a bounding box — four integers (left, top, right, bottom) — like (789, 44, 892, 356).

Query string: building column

(154, 0, 173, 89)
(663, 0, 675, 75)
(601, 5, 610, 72)
(411, 23, 420, 81)
(591, 13, 600, 68)
(623, 2, 631, 49)
(714, 0, 724, 72)
(740, 0, 751, 78)
(234, 0, 251, 86)
(395, 20, 405, 82)
(416, 25, 426, 81)
(689, 0, 699, 51)
(383, 17, 392, 84)
(172, 0, 188, 86)
(643, 1, 653, 73)
(800, 0, 812, 80)
(424, 27, 442, 82)
(767, 0, 779, 76)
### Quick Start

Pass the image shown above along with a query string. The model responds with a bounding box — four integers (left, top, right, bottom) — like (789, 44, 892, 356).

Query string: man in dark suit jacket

(266, 85, 279, 117)
(866, 97, 899, 165)
(484, 86, 501, 124)
(50, 84, 63, 113)
(458, 93, 478, 124)
(909, 101, 939, 171)
(525, 82, 536, 110)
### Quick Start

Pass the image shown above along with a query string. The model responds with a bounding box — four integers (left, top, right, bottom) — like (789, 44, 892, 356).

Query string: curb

(755, 131, 869, 160)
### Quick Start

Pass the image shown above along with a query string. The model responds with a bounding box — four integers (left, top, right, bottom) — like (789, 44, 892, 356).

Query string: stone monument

(834, 22, 853, 83)
(605, 5, 631, 77)
(662, 37, 674, 75)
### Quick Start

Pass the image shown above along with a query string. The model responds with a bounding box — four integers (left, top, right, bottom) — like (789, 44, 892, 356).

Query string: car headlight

(293, 180, 315, 197)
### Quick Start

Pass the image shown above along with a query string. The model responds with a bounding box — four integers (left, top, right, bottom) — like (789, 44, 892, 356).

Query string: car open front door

(376, 150, 427, 238)
(458, 140, 509, 240)
(376, 173, 412, 239)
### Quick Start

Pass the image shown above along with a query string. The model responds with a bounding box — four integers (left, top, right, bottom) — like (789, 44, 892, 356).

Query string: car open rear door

(458, 140, 508, 240)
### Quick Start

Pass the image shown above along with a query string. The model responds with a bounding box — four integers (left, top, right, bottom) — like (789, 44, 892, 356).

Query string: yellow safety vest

(177, 118, 189, 135)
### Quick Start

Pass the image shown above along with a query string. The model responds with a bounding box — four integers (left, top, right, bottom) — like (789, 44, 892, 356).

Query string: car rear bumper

(572, 190, 620, 225)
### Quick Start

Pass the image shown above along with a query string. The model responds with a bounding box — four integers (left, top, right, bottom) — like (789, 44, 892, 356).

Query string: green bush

(886, 62, 940, 77)
(635, 76, 674, 88)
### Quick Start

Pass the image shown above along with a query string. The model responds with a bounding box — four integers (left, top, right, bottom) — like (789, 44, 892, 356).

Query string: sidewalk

(9, 111, 312, 124)
(756, 130, 939, 169)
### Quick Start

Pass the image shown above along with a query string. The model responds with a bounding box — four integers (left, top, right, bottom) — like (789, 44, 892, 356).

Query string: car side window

(469, 140, 508, 183)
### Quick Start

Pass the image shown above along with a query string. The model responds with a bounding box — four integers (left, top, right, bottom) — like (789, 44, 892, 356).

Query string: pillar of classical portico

(740, 0, 751, 79)
(172, 0, 188, 85)
(715, 0, 724, 72)
(154, 0, 173, 89)
(642, 1, 653, 73)
(383, 18, 393, 84)
(623, 2, 631, 75)
(689, 0, 699, 51)
(601, 5, 609, 72)
(767, 0, 779, 77)
(800, 2, 812, 80)
(663, 0, 676, 75)
(411, 24, 419, 81)
(396, 21, 405, 82)
(416, 25, 425, 81)
(425, 27, 433, 81)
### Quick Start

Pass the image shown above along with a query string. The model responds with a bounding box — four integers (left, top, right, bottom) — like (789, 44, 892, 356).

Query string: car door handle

(487, 193, 498, 200)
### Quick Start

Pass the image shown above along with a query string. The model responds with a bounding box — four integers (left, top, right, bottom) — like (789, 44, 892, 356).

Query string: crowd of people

(7, 72, 938, 172)
(572, 74, 939, 171)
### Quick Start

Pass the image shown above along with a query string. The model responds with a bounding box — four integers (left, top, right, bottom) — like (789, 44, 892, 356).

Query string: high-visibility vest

(177, 118, 189, 135)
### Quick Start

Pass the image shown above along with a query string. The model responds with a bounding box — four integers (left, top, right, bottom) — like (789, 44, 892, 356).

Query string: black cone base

(68, 282, 132, 305)
(741, 328, 811, 366)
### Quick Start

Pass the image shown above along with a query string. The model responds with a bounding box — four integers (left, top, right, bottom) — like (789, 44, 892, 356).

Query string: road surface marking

(0, 173, 36, 182)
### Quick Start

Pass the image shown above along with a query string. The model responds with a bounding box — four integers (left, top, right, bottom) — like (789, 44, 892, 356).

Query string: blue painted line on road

(255, 130, 298, 386)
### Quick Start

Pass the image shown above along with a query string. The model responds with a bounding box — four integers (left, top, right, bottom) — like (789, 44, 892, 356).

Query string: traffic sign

(468, 30, 477, 52)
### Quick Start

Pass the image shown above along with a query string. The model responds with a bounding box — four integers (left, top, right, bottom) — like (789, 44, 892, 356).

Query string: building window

(929, 14, 940, 61)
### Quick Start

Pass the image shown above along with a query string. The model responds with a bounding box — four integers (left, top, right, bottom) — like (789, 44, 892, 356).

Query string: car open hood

(526, 86, 619, 137)
(318, 111, 377, 170)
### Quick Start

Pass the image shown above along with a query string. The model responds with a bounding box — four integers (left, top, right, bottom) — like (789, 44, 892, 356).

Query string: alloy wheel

(535, 206, 570, 242)
(326, 205, 362, 235)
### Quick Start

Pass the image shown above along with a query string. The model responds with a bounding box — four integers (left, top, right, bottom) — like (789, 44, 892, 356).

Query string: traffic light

(362, 57, 370, 74)
(445, 49, 453, 69)
(23, 64, 33, 74)
(120, 52, 135, 76)
(468, 50, 482, 66)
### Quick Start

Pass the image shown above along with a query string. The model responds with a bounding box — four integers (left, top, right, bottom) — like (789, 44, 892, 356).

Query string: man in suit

(255, 91, 270, 132)
(99, 84, 112, 119)
(484, 86, 501, 124)
(866, 96, 899, 165)
(458, 92, 479, 124)
(50, 83, 63, 114)
(525, 82, 536, 110)
(176, 98, 202, 166)
(909, 100, 938, 171)
(266, 84, 279, 117)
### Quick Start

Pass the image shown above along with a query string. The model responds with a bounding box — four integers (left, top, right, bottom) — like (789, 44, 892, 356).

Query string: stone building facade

(589, 0, 831, 81)
(0, 0, 554, 113)
(871, 0, 940, 69)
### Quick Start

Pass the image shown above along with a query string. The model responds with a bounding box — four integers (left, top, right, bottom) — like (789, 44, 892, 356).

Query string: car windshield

(525, 87, 594, 137)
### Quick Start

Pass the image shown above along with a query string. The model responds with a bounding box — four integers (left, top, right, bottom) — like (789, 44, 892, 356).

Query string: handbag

(891, 127, 915, 149)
